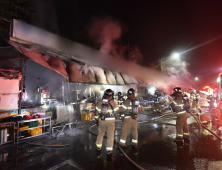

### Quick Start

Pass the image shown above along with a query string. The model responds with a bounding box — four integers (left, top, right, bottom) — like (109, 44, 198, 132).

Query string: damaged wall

(0, 59, 65, 104)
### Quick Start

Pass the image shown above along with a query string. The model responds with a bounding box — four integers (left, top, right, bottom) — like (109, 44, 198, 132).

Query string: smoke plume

(89, 16, 143, 64)
(161, 59, 191, 80)
(89, 16, 122, 53)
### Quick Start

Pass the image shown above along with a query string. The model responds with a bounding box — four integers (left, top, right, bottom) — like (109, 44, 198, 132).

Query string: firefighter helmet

(104, 89, 114, 96)
(127, 88, 135, 95)
(173, 87, 182, 92)
(191, 89, 196, 93)
(118, 92, 122, 96)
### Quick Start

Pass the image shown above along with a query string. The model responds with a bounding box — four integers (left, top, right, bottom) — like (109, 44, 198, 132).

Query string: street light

(217, 77, 221, 82)
(160, 52, 180, 72)
(172, 53, 180, 59)
(195, 77, 199, 81)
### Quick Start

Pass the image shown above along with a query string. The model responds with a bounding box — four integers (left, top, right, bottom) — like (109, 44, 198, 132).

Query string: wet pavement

(1, 108, 222, 170)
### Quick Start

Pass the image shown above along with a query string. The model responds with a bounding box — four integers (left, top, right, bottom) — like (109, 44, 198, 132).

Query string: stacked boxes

(81, 111, 92, 121)
(28, 128, 42, 136)
(26, 121, 38, 128)
(80, 103, 94, 121)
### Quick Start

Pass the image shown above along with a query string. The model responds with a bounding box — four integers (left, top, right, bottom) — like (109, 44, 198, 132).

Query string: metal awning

(5, 19, 154, 85)
(16, 48, 68, 77)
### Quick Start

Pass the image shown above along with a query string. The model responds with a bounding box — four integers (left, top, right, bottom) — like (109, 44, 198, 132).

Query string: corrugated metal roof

(112, 71, 125, 85)
(104, 69, 117, 85)
(81, 64, 96, 83)
(2, 45, 153, 85)
(128, 75, 139, 84)
(92, 66, 108, 85)
(136, 77, 145, 84)
(65, 61, 83, 82)
(121, 73, 134, 84)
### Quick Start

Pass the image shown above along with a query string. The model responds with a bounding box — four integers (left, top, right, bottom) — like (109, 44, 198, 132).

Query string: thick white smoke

(89, 16, 122, 54)
(88, 16, 143, 64)
(161, 59, 191, 81)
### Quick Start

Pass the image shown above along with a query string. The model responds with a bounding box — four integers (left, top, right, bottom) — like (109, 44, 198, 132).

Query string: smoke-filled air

(88, 16, 143, 64)
(161, 58, 191, 81)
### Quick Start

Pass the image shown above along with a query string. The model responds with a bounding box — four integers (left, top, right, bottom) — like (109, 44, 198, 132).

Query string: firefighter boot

(131, 146, 138, 156)
(106, 150, 113, 155)
(184, 138, 190, 144)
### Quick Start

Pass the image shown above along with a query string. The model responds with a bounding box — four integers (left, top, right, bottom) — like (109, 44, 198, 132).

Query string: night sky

(27, 0, 222, 89)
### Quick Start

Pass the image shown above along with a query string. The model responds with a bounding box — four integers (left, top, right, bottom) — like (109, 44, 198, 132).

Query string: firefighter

(190, 89, 201, 114)
(117, 92, 125, 107)
(162, 91, 168, 108)
(119, 88, 141, 147)
(152, 90, 162, 113)
(116, 92, 126, 120)
(95, 89, 119, 155)
(207, 93, 216, 111)
(170, 87, 190, 143)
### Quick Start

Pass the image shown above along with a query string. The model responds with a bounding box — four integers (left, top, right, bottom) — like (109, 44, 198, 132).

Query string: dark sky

(28, 0, 222, 89)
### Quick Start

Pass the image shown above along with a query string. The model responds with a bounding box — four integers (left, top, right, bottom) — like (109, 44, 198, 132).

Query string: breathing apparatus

(130, 99, 140, 119)
(153, 89, 161, 102)
(100, 89, 114, 120)
(118, 92, 122, 96)
(193, 93, 200, 101)
(171, 87, 183, 98)
(182, 94, 191, 111)
(127, 88, 139, 119)
(170, 87, 185, 112)
(117, 91, 124, 105)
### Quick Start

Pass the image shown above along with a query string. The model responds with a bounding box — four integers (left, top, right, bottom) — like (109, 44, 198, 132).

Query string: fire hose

(88, 112, 177, 170)
(187, 109, 222, 141)
(188, 111, 201, 127)
(197, 113, 222, 140)
(88, 109, 222, 170)
(138, 112, 174, 124)
(27, 143, 69, 147)
(88, 124, 146, 170)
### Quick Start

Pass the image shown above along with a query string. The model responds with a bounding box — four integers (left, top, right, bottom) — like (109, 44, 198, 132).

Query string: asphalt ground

(1, 108, 222, 170)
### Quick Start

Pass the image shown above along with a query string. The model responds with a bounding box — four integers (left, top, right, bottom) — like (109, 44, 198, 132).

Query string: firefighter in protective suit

(190, 89, 201, 114)
(95, 89, 119, 155)
(119, 88, 141, 147)
(170, 87, 190, 143)
(116, 92, 125, 120)
(207, 93, 216, 111)
(117, 92, 125, 107)
(161, 91, 168, 107)
(152, 90, 162, 113)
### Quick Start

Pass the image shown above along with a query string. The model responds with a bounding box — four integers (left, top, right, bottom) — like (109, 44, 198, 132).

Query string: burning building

(0, 19, 158, 124)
